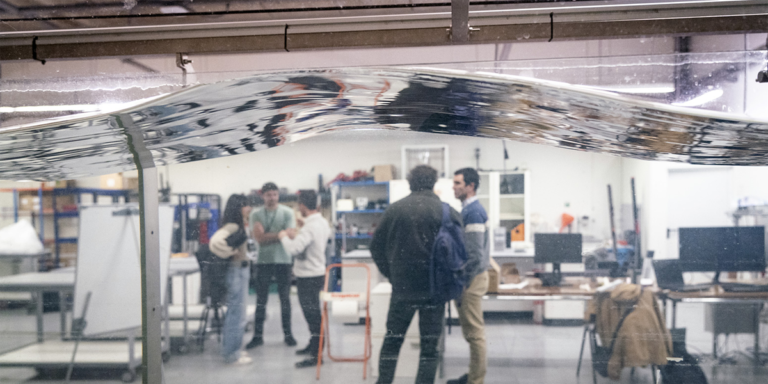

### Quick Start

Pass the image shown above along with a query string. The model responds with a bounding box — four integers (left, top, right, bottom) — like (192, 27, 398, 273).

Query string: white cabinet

(478, 171, 531, 254)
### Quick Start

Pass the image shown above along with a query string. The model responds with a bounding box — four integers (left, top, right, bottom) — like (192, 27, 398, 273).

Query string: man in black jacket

(371, 165, 463, 384)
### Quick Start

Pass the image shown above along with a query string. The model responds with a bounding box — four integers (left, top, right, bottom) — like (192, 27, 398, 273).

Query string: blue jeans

(222, 262, 249, 363)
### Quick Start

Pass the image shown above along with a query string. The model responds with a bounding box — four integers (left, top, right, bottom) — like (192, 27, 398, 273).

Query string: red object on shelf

(199, 221, 209, 245)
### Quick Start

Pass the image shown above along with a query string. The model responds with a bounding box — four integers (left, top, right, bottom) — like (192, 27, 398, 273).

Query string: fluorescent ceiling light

(673, 89, 724, 107)
(0, 95, 167, 115)
(0, 105, 101, 113)
(585, 84, 675, 94)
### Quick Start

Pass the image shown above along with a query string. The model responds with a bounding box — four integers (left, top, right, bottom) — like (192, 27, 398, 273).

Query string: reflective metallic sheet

(2, 67, 768, 181)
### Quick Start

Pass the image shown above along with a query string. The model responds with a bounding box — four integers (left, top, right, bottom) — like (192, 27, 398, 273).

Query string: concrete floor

(0, 294, 766, 384)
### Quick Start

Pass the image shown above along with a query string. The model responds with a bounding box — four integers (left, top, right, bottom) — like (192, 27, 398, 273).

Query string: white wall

(160, 129, 624, 240)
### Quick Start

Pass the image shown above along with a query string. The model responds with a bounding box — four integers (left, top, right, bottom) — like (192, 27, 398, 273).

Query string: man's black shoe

(446, 374, 468, 384)
(295, 357, 320, 368)
(284, 335, 297, 347)
(245, 337, 263, 350)
(296, 345, 312, 355)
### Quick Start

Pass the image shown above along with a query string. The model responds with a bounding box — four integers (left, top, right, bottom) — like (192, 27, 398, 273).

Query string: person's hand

(253, 222, 265, 238)
(285, 228, 298, 239)
(278, 230, 288, 240)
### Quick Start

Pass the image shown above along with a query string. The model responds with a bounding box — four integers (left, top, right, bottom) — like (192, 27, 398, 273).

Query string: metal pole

(59, 290, 67, 339)
(12, 189, 18, 223)
(631, 178, 642, 284)
(36, 291, 44, 342)
(38, 185, 44, 244)
(116, 114, 162, 384)
(607, 185, 620, 275)
(451, 0, 470, 43)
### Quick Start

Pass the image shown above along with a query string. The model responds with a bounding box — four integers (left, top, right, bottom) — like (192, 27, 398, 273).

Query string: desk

(487, 287, 596, 302)
(0, 271, 74, 342)
(660, 290, 768, 364)
(0, 252, 50, 274)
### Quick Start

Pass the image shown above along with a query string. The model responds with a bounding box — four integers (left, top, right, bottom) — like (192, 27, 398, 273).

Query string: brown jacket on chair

(593, 284, 672, 380)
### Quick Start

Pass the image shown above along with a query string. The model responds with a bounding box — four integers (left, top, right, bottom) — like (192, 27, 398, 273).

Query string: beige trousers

(457, 271, 489, 384)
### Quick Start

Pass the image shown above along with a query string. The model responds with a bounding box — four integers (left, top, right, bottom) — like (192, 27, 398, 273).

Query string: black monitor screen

(679, 227, 766, 272)
(721, 227, 766, 272)
(534, 233, 582, 264)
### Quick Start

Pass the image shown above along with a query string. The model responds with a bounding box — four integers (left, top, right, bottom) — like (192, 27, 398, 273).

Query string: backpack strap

(441, 202, 451, 226)
(607, 287, 643, 354)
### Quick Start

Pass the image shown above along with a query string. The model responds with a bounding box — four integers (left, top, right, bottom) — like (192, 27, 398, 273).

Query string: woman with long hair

(209, 194, 252, 365)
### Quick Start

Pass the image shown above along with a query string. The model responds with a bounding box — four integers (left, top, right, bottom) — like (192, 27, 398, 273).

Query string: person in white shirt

(278, 190, 331, 368)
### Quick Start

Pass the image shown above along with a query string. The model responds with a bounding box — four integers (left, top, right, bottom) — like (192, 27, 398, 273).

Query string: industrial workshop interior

(2, 1, 768, 384)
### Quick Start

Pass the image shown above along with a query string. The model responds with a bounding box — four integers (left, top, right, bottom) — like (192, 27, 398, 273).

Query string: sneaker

(227, 355, 253, 365)
(296, 345, 312, 356)
(446, 374, 468, 384)
(245, 337, 263, 350)
(284, 335, 297, 347)
(295, 357, 320, 368)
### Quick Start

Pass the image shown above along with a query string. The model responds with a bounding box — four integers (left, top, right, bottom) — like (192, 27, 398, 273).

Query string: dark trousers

(296, 276, 325, 357)
(253, 263, 293, 338)
(376, 299, 444, 384)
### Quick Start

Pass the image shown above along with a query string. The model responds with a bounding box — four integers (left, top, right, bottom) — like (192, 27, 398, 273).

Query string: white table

(0, 271, 74, 342)
(167, 258, 200, 346)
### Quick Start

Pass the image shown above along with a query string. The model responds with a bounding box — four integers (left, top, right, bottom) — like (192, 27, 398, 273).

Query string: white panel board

(73, 204, 175, 336)
(388, 178, 461, 212)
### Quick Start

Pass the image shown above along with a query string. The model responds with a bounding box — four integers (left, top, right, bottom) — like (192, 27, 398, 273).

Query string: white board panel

(73, 204, 175, 336)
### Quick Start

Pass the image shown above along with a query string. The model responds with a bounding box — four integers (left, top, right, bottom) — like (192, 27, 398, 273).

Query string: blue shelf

(337, 209, 386, 215)
(54, 211, 79, 218)
(57, 237, 78, 244)
(336, 234, 373, 239)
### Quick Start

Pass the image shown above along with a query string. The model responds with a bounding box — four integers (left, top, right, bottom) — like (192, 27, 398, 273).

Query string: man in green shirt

(246, 182, 297, 349)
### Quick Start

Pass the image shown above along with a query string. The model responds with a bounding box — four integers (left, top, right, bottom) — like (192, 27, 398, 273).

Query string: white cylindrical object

(331, 300, 359, 323)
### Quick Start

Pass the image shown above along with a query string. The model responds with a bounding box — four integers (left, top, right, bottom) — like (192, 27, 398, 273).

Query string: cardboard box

(100, 173, 124, 190)
(124, 177, 139, 190)
(372, 165, 396, 182)
(54, 180, 76, 188)
(486, 258, 501, 293)
(500, 262, 522, 284)
(58, 243, 78, 256)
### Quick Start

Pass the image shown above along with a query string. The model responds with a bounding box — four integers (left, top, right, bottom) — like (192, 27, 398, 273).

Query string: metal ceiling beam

(1, 0, 767, 61)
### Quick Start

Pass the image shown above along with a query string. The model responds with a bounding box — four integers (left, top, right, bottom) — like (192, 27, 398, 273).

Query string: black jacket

(370, 190, 462, 302)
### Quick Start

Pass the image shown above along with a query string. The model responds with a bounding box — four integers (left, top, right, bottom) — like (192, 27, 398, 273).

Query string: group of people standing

(207, 165, 491, 384)
(209, 182, 330, 369)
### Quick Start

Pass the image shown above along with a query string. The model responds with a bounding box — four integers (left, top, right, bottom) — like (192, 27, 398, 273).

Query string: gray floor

(0, 295, 766, 383)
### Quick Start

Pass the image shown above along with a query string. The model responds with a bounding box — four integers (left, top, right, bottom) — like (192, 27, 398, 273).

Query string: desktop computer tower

(704, 303, 759, 335)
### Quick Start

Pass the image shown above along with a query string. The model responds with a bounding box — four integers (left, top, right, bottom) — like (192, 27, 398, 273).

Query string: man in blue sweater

(449, 168, 490, 384)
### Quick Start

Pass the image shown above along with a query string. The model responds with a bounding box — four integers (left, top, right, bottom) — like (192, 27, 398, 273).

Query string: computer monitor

(678, 228, 721, 272)
(719, 227, 766, 272)
(534, 233, 583, 285)
(679, 226, 766, 282)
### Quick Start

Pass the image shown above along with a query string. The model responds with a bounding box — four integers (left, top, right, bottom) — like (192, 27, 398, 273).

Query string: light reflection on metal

(2, 67, 768, 181)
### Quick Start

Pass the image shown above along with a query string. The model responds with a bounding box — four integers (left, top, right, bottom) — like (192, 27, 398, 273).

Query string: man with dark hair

(247, 182, 297, 349)
(278, 190, 331, 368)
(449, 168, 490, 384)
(371, 165, 462, 384)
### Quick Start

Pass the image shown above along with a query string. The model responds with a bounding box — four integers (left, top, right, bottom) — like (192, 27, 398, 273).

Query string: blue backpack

(430, 203, 470, 303)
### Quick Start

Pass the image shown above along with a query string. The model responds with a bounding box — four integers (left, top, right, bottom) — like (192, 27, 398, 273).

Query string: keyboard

(719, 283, 768, 293)
(665, 284, 712, 292)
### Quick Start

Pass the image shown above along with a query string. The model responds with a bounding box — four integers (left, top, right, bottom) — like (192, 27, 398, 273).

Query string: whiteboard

(73, 204, 175, 336)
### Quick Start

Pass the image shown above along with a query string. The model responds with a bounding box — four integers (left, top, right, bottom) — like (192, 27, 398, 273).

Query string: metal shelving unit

(52, 188, 132, 267)
(330, 180, 390, 292)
